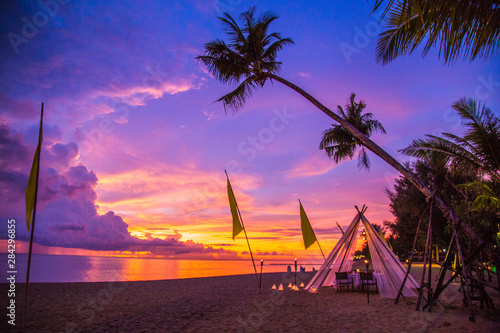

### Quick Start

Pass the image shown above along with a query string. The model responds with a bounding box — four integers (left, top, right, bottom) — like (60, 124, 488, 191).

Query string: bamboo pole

(395, 203, 429, 304)
(236, 188, 260, 291)
(449, 214, 475, 322)
(416, 201, 433, 311)
(24, 103, 44, 328)
(225, 170, 260, 291)
(427, 201, 433, 307)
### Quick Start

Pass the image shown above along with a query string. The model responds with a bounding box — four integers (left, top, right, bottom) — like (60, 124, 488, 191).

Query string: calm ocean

(1, 253, 319, 283)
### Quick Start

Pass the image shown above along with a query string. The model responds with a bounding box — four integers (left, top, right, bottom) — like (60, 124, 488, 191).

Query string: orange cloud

(284, 154, 342, 179)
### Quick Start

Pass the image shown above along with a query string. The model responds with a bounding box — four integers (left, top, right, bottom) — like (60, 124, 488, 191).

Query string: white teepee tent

(305, 207, 419, 298)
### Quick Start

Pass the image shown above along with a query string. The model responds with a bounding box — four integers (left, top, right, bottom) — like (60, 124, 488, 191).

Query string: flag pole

(225, 171, 260, 290)
(24, 103, 44, 328)
(235, 189, 260, 289)
(317, 236, 326, 261)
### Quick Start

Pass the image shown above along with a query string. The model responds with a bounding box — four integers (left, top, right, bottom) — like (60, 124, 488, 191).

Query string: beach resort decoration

(271, 284, 276, 289)
(336, 221, 344, 235)
(299, 199, 326, 260)
(300, 282, 305, 287)
(278, 284, 283, 291)
(197, 6, 499, 285)
(24, 103, 44, 327)
(226, 171, 261, 291)
(288, 283, 292, 288)
(306, 205, 419, 299)
(398, 198, 496, 322)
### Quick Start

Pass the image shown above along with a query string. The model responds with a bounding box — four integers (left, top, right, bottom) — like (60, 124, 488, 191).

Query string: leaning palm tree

(319, 93, 386, 170)
(400, 98, 500, 182)
(374, 0, 500, 64)
(196, 7, 499, 262)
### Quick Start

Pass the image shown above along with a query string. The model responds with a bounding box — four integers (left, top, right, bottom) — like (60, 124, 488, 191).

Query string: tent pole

(360, 212, 407, 302)
(337, 213, 361, 272)
(306, 213, 361, 290)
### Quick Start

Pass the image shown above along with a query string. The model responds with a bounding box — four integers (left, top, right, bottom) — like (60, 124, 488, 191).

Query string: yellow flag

(26, 105, 43, 231)
(300, 200, 317, 250)
(226, 173, 243, 240)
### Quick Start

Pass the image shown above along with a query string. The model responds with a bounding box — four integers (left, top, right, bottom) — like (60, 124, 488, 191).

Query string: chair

(360, 272, 378, 303)
(335, 272, 353, 293)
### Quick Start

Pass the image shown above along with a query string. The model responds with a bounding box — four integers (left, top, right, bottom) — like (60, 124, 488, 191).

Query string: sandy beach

(1, 267, 499, 333)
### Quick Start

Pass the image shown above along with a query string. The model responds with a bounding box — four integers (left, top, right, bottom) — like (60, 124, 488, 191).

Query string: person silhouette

(287, 265, 291, 272)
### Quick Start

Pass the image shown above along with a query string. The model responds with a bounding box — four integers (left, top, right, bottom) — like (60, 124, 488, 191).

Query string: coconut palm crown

(196, 6, 294, 113)
(374, 0, 500, 64)
(400, 98, 500, 182)
(319, 93, 386, 170)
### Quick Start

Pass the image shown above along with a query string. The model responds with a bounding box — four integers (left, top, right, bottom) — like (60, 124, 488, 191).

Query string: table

(335, 272, 382, 289)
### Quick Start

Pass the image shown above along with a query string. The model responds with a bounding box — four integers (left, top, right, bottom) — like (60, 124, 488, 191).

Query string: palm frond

(336, 105, 347, 119)
(216, 76, 259, 114)
(400, 98, 500, 182)
(376, 1, 500, 64)
(196, 6, 293, 112)
(262, 38, 294, 64)
(376, 1, 428, 64)
(196, 40, 249, 84)
(453, 98, 500, 175)
(357, 147, 371, 170)
(219, 13, 246, 46)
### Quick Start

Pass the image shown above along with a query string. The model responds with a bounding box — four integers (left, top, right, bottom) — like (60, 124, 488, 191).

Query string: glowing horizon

(0, 1, 498, 261)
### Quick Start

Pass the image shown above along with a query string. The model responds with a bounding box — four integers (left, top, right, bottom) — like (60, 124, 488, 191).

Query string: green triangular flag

(300, 200, 318, 249)
(226, 173, 243, 240)
(26, 109, 43, 231)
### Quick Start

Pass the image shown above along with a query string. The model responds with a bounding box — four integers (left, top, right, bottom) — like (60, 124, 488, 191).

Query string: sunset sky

(1, 0, 498, 260)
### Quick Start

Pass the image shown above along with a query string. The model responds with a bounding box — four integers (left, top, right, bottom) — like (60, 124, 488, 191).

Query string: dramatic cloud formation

(0, 1, 498, 259)
(0, 123, 236, 258)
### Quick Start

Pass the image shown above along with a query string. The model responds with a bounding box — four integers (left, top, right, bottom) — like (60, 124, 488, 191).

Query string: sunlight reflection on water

(0, 254, 322, 282)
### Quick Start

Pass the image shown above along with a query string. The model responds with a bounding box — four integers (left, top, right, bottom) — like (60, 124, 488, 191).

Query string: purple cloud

(0, 122, 235, 257)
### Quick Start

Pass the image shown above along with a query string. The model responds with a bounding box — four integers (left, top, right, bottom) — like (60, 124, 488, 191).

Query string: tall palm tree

(196, 7, 499, 262)
(319, 93, 386, 170)
(374, 0, 500, 64)
(400, 98, 500, 182)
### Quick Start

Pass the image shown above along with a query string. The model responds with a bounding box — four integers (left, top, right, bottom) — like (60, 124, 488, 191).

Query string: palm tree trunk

(265, 72, 500, 264)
